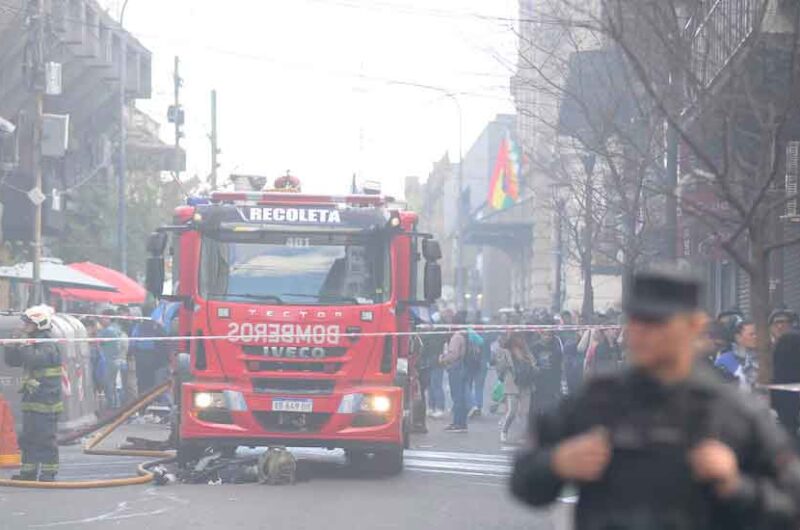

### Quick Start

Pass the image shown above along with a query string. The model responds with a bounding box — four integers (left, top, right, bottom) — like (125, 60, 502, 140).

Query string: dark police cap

(624, 268, 701, 321)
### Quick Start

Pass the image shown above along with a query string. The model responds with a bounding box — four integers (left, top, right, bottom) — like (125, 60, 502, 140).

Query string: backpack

(513, 355, 536, 389)
(464, 331, 484, 373)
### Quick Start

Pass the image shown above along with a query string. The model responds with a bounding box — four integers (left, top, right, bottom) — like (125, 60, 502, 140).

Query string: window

(199, 232, 391, 305)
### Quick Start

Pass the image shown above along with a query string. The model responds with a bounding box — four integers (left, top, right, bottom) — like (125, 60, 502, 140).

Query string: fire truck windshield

(199, 231, 391, 305)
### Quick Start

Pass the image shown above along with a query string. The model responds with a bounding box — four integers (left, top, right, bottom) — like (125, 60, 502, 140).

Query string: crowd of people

(699, 307, 800, 443)
(415, 302, 800, 450)
(81, 302, 178, 411)
(415, 307, 623, 443)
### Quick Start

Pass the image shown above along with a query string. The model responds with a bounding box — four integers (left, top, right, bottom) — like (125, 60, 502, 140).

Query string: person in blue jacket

(715, 319, 758, 392)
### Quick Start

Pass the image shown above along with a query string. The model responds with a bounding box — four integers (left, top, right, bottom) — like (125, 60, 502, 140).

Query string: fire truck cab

(145, 186, 442, 474)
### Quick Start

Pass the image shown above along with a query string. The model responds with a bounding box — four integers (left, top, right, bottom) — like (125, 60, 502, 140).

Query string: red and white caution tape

(0, 324, 619, 346)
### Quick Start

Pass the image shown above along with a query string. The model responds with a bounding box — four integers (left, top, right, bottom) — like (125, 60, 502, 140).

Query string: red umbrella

(50, 262, 146, 305)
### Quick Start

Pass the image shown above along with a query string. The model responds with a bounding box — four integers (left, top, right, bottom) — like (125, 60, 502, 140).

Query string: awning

(0, 259, 116, 291)
(49, 262, 146, 305)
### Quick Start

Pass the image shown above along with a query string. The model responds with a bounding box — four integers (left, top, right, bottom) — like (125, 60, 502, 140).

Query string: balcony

(685, 0, 767, 93)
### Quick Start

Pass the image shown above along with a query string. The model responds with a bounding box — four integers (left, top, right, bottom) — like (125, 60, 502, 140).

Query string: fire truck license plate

(272, 399, 313, 413)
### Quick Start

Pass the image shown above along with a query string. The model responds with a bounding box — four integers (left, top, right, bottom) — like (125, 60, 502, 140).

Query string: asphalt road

(0, 400, 570, 529)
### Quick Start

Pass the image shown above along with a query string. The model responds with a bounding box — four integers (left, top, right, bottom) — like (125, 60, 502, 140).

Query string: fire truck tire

(373, 448, 404, 476)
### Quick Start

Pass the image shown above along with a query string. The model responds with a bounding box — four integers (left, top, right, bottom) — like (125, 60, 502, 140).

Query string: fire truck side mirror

(145, 256, 165, 298)
(147, 232, 168, 255)
(424, 262, 442, 302)
(422, 239, 442, 262)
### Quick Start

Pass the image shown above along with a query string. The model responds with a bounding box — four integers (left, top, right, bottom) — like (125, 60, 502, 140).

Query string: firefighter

(6, 305, 62, 481)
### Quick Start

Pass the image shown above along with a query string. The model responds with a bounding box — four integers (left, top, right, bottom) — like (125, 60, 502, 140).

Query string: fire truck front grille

(253, 411, 331, 433)
(249, 361, 344, 374)
(252, 379, 335, 395)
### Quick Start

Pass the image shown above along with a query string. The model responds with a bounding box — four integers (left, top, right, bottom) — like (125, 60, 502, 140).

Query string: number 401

(286, 237, 310, 248)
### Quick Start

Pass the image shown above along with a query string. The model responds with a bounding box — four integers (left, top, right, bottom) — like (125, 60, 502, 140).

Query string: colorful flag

(488, 133, 521, 210)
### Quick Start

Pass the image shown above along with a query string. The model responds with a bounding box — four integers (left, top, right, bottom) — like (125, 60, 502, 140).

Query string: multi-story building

(675, 0, 800, 315)
(510, 0, 622, 315)
(0, 0, 182, 272)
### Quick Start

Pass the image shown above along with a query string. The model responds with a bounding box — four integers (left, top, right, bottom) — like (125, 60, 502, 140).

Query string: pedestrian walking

(560, 311, 583, 395)
(465, 325, 488, 418)
(531, 327, 563, 414)
(582, 328, 617, 379)
(425, 311, 449, 419)
(439, 311, 470, 433)
(5, 306, 62, 481)
(512, 269, 800, 529)
(496, 333, 536, 444)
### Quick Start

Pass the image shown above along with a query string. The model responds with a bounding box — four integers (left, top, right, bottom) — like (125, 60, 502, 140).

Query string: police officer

(6, 306, 62, 481)
(511, 268, 800, 529)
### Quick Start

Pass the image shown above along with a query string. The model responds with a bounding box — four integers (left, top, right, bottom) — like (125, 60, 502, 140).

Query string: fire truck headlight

(362, 395, 391, 414)
(194, 391, 225, 409)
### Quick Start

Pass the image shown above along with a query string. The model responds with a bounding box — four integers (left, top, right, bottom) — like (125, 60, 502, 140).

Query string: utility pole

(117, 31, 128, 274)
(169, 56, 183, 183)
(26, 0, 45, 303)
(209, 89, 219, 189)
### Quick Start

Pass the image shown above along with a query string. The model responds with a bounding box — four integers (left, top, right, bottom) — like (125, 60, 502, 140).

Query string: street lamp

(116, 0, 131, 274)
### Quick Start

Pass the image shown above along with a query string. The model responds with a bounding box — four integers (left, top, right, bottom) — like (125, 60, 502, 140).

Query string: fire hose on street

(0, 381, 174, 489)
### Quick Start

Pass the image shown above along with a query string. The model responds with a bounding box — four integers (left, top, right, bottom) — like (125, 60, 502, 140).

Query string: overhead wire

(0, 0, 516, 102)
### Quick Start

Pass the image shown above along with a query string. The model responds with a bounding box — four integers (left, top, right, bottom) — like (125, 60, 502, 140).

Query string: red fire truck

(145, 185, 442, 474)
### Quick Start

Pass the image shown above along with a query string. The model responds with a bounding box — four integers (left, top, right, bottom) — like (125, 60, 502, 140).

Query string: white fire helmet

(21, 305, 55, 331)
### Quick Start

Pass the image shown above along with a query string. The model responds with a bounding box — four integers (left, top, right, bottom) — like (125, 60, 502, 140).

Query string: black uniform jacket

(511, 365, 800, 530)
(5, 330, 62, 412)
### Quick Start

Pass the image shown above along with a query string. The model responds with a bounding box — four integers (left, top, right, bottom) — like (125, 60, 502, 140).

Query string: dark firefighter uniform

(7, 328, 62, 481)
(511, 271, 800, 530)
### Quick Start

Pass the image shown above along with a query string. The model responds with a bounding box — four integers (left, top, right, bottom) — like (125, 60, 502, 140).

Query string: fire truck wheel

(373, 448, 404, 476)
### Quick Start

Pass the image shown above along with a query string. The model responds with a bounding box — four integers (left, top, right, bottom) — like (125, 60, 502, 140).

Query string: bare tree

(513, 6, 667, 319)
(546, 0, 800, 381)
